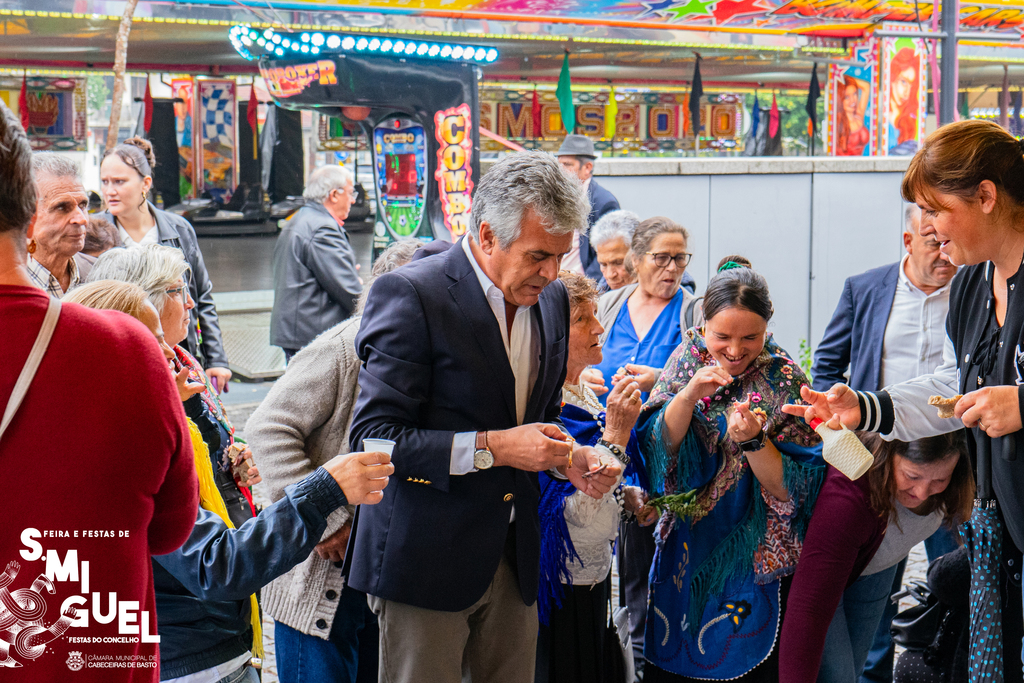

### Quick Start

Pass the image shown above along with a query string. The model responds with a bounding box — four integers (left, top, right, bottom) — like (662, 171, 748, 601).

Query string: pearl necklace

(562, 381, 605, 417)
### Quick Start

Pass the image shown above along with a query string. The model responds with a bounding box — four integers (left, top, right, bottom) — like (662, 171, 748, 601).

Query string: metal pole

(940, 0, 958, 124)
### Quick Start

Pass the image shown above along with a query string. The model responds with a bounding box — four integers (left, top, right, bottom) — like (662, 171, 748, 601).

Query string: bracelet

(614, 484, 634, 520)
(597, 439, 630, 465)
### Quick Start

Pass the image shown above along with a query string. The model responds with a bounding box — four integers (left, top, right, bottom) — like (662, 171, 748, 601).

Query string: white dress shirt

(879, 255, 952, 387)
(449, 235, 541, 476)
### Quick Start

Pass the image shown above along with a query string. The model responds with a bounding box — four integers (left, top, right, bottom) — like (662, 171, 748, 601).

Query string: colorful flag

(531, 88, 542, 137)
(749, 91, 761, 141)
(556, 53, 574, 135)
(143, 78, 153, 134)
(247, 83, 259, 159)
(769, 91, 780, 139)
(805, 64, 820, 137)
(605, 87, 618, 139)
(18, 75, 28, 131)
(688, 57, 704, 137)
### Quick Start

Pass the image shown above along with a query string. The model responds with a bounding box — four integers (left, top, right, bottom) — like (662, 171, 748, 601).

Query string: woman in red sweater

(780, 431, 974, 682)
(0, 100, 198, 681)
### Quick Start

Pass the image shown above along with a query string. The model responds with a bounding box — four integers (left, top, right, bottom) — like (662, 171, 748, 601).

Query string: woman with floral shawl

(639, 264, 824, 682)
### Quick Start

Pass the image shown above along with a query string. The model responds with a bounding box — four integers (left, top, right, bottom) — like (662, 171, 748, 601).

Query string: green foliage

(744, 93, 825, 155)
(798, 338, 813, 381)
(86, 74, 110, 119)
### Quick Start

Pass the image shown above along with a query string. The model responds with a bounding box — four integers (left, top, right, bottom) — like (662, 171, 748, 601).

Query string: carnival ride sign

(824, 40, 877, 156)
(434, 104, 474, 238)
(259, 60, 338, 99)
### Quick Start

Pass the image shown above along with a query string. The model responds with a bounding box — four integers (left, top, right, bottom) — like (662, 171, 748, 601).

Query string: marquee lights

(229, 25, 500, 65)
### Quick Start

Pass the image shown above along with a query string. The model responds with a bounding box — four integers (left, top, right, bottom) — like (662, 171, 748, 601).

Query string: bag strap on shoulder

(1, 297, 61, 441)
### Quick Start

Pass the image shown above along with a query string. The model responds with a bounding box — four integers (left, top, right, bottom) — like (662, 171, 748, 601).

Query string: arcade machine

(230, 25, 496, 257)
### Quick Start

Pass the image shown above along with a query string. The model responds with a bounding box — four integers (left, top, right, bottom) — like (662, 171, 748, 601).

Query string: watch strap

(476, 431, 488, 451)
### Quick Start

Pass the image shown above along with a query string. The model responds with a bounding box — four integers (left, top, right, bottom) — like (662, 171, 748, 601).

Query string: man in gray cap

(557, 134, 620, 284)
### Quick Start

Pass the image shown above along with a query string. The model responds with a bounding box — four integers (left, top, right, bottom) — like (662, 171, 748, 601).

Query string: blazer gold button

(504, 493, 513, 502)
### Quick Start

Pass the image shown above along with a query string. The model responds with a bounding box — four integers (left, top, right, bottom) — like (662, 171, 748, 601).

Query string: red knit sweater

(0, 286, 197, 681)
(779, 465, 888, 682)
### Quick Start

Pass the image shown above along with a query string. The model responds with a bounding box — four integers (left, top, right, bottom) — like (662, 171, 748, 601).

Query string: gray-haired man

(26, 153, 88, 297)
(271, 165, 362, 361)
(347, 150, 622, 682)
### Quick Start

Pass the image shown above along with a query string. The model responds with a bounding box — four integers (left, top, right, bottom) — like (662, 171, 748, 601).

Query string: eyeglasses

(646, 252, 692, 269)
(166, 285, 191, 302)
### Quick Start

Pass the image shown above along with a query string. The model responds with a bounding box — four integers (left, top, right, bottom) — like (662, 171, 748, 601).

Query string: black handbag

(889, 581, 950, 651)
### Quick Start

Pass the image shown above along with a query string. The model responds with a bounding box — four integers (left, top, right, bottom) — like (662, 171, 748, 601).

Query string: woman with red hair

(887, 47, 921, 154)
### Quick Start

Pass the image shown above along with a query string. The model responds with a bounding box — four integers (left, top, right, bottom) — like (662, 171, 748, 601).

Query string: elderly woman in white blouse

(535, 271, 656, 683)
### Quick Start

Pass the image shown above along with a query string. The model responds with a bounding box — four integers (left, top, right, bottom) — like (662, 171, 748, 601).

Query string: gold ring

(630, 395, 641, 404)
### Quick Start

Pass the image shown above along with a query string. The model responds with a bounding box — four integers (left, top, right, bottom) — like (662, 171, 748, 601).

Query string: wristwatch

(596, 439, 630, 465)
(474, 431, 494, 470)
(738, 428, 768, 453)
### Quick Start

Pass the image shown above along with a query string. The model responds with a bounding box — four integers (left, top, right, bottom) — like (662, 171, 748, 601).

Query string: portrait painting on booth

(886, 45, 922, 157)
(835, 73, 871, 157)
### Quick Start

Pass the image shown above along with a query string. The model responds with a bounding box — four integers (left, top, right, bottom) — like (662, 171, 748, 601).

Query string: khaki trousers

(368, 556, 538, 683)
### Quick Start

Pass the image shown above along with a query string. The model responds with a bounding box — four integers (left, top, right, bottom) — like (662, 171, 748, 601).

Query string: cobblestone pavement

(228, 400, 934, 683)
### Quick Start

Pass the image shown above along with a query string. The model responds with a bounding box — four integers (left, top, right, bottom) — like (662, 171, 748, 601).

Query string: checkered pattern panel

(202, 86, 234, 146)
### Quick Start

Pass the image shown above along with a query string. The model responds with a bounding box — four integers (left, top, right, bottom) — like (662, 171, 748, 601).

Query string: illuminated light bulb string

(229, 24, 499, 65)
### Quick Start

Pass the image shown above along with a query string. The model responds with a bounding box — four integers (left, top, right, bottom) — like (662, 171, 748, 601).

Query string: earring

(27, 239, 36, 254)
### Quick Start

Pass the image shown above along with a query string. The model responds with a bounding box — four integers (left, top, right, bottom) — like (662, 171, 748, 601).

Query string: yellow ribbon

(186, 419, 264, 664)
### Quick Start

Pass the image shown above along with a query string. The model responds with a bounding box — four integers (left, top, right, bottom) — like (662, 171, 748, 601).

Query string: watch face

(474, 449, 494, 470)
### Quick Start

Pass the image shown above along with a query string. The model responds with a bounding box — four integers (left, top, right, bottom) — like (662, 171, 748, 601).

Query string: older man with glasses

(271, 165, 363, 361)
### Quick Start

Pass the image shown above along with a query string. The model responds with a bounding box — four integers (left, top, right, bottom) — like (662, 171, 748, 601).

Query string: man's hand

(580, 367, 608, 397)
(315, 521, 352, 563)
(321, 451, 394, 505)
(956, 386, 1023, 438)
(174, 366, 205, 402)
(565, 445, 622, 500)
(206, 367, 232, 394)
(781, 384, 862, 430)
(489, 424, 571, 472)
(613, 364, 659, 393)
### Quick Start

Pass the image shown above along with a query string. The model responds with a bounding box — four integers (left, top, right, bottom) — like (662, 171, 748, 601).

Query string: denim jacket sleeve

(153, 467, 347, 601)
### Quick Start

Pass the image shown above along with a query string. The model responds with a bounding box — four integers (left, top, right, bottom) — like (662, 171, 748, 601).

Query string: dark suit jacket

(346, 240, 570, 612)
(579, 178, 621, 283)
(811, 262, 900, 392)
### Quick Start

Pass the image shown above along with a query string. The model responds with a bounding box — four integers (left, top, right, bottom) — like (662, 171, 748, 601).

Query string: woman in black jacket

(99, 136, 232, 391)
(787, 120, 1024, 676)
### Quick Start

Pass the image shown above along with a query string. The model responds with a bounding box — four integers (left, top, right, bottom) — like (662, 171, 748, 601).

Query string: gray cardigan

(245, 316, 362, 638)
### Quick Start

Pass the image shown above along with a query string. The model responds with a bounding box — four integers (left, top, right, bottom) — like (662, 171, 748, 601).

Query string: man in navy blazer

(558, 134, 621, 284)
(347, 151, 621, 683)
(811, 204, 958, 683)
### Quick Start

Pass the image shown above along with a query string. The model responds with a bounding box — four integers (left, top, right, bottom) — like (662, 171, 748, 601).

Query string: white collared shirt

(450, 235, 541, 476)
(879, 254, 952, 387)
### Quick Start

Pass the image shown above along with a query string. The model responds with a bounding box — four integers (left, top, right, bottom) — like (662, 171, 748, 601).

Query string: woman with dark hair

(100, 136, 231, 391)
(590, 216, 702, 671)
(779, 431, 974, 682)
(639, 262, 824, 682)
(786, 120, 1024, 674)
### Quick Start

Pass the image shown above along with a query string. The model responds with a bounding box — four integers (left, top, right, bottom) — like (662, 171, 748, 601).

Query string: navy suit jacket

(579, 178, 621, 283)
(346, 240, 570, 612)
(811, 262, 900, 392)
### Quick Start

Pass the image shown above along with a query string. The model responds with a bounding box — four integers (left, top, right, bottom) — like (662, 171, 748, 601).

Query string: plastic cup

(362, 438, 396, 457)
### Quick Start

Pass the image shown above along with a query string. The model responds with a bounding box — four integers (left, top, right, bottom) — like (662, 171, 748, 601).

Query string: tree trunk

(106, 0, 141, 150)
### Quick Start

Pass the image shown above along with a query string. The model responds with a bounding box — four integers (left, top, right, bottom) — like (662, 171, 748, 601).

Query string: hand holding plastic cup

(362, 438, 396, 457)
